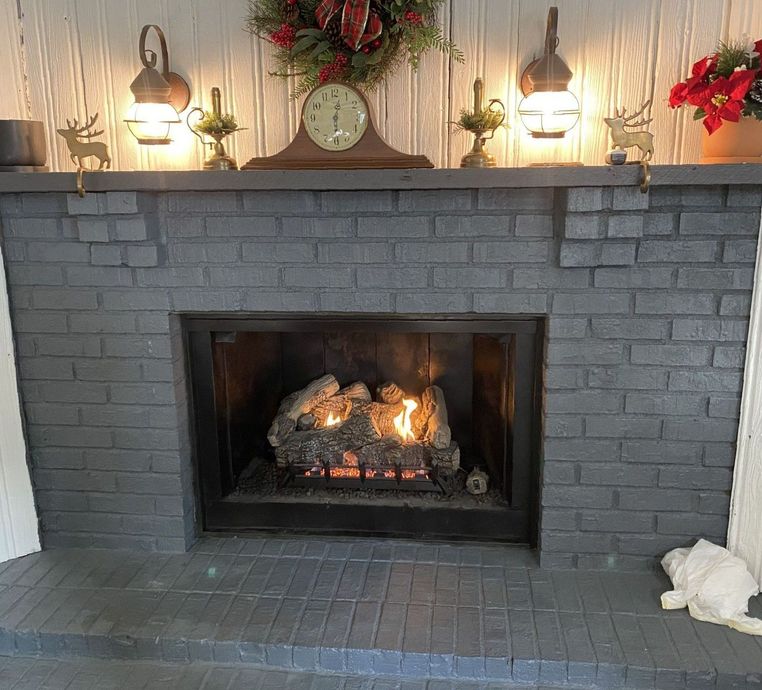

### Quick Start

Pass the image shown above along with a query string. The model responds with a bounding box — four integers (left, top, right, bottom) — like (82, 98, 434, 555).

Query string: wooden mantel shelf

(1, 164, 761, 194)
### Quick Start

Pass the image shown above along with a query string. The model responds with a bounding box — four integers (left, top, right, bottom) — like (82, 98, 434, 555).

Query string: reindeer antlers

(619, 99, 653, 129)
(64, 114, 104, 139)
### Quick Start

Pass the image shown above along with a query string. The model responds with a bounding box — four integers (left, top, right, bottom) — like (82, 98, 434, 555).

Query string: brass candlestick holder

(454, 78, 506, 168)
(187, 87, 244, 170)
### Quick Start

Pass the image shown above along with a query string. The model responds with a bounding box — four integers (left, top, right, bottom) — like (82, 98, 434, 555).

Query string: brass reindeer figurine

(56, 114, 111, 170)
(604, 100, 654, 161)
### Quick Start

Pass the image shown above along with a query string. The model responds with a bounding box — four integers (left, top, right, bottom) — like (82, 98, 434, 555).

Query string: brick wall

(0, 183, 759, 566)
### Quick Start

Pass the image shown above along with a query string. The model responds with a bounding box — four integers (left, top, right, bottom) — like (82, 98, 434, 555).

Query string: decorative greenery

(193, 111, 240, 136)
(669, 37, 762, 134)
(451, 106, 506, 134)
(246, 0, 463, 97)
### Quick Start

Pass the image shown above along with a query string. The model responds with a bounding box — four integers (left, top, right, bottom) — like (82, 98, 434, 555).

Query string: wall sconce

(124, 25, 190, 145)
(518, 7, 580, 139)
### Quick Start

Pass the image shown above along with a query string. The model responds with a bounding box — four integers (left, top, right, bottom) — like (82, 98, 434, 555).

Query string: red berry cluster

(270, 23, 296, 48)
(318, 53, 349, 83)
(404, 10, 423, 24)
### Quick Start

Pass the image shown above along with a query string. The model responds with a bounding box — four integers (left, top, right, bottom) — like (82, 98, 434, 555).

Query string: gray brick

(643, 213, 675, 236)
(435, 215, 512, 237)
(395, 242, 468, 263)
(137, 267, 205, 287)
(552, 293, 629, 314)
(594, 267, 672, 289)
(357, 267, 428, 289)
(75, 360, 142, 382)
(102, 290, 170, 311)
(20, 358, 74, 380)
(69, 313, 135, 333)
(638, 240, 717, 263)
(102, 336, 171, 359)
(559, 242, 599, 267)
(433, 267, 506, 288)
(600, 243, 636, 266)
(283, 267, 352, 288)
(548, 318, 587, 338)
(282, 217, 353, 237)
(588, 366, 668, 390)
(635, 293, 715, 315)
(396, 292, 469, 313)
(658, 513, 728, 538)
(580, 511, 654, 533)
(39, 381, 107, 403)
(542, 486, 614, 509)
(32, 290, 98, 310)
(474, 293, 547, 313)
(6, 265, 60, 286)
(241, 190, 317, 212)
(544, 438, 620, 461)
(206, 216, 277, 237)
(668, 370, 743, 391)
(619, 489, 696, 511)
(543, 462, 577, 484)
(105, 192, 138, 214)
(622, 440, 702, 465)
(241, 291, 313, 313)
(676, 267, 753, 289)
(713, 347, 746, 368)
(109, 383, 175, 405)
(723, 239, 757, 263)
(66, 266, 133, 287)
(672, 318, 748, 342)
(565, 214, 604, 239)
(319, 243, 391, 263)
(359, 216, 431, 237)
(80, 404, 149, 427)
(515, 215, 553, 237)
(67, 192, 106, 215)
(8, 217, 60, 239)
(677, 186, 723, 207)
(322, 191, 393, 212)
(591, 318, 668, 340)
(679, 211, 758, 235)
(174, 290, 243, 312)
(567, 187, 605, 212)
(167, 192, 237, 212)
(171, 242, 238, 263)
(664, 418, 738, 443)
(114, 217, 148, 242)
(513, 268, 589, 289)
(3, 240, 25, 262)
(580, 464, 657, 487)
(546, 391, 621, 414)
(659, 466, 733, 491)
(585, 416, 660, 438)
(704, 443, 737, 467)
(624, 394, 706, 416)
(242, 242, 315, 262)
(545, 415, 584, 436)
(631, 343, 711, 367)
(612, 187, 650, 211)
(76, 219, 109, 242)
(727, 186, 762, 206)
(708, 395, 741, 418)
(547, 342, 622, 365)
(114, 428, 180, 451)
(90, 245, 123, 266)
(607, 215, 643, 238)
(12, 312, 68, 333)
(478, 188, 553, 210)
(27, 242, 90, 263)
(473, 241, 548, 263)
(125, 246, 159, 267)
(699, 492, 730, 514)
(319, 292, 391, 312)
(166, 217, 204, 237)
(399, 189, 471, 211)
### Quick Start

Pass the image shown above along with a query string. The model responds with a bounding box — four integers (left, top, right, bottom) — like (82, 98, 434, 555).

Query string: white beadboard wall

(1, 0, 761, 171)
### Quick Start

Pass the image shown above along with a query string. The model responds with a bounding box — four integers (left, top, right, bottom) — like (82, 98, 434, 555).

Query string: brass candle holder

(187, 87, 244, 170)
(454, 78, 506, 168)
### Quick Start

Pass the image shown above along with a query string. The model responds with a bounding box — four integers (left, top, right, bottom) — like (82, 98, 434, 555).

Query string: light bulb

(125, 101, 180, 145)
(518, 90, 580, 138)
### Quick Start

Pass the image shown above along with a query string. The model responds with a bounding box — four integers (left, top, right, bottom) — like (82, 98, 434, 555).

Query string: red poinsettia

(699, 69, 757, 134)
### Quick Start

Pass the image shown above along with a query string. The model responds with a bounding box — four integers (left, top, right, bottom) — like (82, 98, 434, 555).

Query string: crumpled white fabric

(661, 539, 762, 635)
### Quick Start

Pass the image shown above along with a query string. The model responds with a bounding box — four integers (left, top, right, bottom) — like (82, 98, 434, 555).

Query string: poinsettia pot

(700, 117, 762, 163)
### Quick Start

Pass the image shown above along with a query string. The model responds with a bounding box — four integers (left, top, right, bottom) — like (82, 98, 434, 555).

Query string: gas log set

(267, 374, 461, 493)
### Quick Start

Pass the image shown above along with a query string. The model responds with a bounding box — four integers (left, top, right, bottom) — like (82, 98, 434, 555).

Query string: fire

(325, 412, 341, 427)
(393, 398, 418, 442)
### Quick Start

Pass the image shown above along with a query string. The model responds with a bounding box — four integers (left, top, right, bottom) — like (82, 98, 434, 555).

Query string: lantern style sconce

(518, 7, 580, 139)
(124, 25, 190, 145)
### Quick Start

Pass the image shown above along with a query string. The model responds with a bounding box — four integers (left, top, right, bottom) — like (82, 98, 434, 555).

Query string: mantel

(1, 164, 762, 194)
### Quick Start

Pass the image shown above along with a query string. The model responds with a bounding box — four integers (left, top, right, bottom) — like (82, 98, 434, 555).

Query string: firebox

(186, 315, 543, 543)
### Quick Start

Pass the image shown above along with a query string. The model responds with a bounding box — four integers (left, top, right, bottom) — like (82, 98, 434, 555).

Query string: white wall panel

(4, 0, 762, 170)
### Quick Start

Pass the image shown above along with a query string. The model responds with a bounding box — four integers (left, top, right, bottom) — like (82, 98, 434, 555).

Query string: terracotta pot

(700, 117, 762, 164)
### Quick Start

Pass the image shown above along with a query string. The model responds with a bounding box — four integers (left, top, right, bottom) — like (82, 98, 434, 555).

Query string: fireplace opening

(186, 316, 543, 543)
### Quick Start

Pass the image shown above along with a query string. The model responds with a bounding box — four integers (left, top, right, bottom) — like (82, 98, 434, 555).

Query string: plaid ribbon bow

(315, 0, 383, 51)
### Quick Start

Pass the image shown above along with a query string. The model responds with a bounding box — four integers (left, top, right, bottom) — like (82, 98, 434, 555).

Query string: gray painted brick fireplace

(1, 175, 759, 568)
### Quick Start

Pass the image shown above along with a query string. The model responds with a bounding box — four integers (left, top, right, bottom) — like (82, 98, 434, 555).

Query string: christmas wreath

(246, 0, 463, 96)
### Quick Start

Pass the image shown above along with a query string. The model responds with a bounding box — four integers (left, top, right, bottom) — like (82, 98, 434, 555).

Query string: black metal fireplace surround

(186, 315, 543, 543)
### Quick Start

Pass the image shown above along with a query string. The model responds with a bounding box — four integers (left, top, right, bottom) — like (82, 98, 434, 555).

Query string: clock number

(322, 92, 330, 102)
(312, 101, 321, 111)
(309, 113, 316, 122)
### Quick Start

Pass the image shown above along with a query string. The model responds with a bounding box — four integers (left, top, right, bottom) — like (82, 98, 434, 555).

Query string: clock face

(303, 84, 369, 152)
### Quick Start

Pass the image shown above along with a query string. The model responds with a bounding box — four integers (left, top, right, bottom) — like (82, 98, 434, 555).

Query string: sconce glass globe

(518, 89, 580, 139)
(125, 101, 180, 145)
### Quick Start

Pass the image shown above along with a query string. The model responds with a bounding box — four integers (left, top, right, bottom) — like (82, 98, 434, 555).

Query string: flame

(325, 412, 341, 427)
(393, 398, 418, 442)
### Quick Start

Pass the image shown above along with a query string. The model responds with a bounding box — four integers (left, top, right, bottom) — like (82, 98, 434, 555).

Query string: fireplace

(187, 315, 543, 543)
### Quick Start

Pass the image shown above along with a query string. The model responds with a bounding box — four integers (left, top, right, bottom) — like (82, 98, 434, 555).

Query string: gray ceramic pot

(0, 120, 47, 167)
